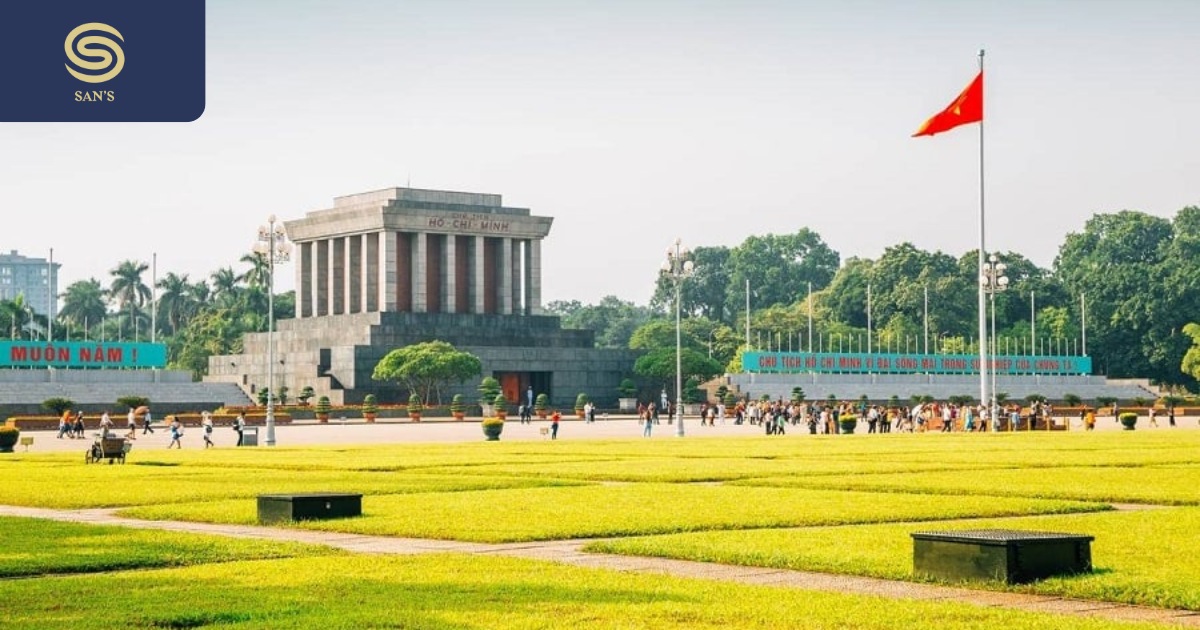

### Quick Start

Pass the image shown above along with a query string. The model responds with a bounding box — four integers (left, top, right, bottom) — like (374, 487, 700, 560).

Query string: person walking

(142, 409, 155, 434)
(234, 412, 246, 446)
(642, 410, 652, 437)
(167, 416, 184, 449)
(550, 410, 561, 440)
(72, 411, 85, 439)
(201, 411, 214, 448)
(126, 408, 138, 440)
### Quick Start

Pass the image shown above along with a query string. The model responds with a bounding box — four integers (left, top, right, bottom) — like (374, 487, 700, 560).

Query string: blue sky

(5, 0, 1198, 304)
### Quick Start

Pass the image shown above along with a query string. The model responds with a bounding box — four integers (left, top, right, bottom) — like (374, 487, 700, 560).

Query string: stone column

(510, 239, 523, 315)
(499, 238, 513, 315)
(298, 241, 312, 318)
(379, 231, 396, 312)
(526, 238, 543, 315)
(443, 234, 457, 314)
(347, 235, 361, 313)
(362, 233, 376, 312)
(412, 231, 427, 313)
(330, 237, 345, 315)
(470, 234, 484, 312)
(314, 239, 329, 316)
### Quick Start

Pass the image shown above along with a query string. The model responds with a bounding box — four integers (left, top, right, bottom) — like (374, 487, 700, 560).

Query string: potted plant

(575, 393, 588, 419)
(838, 414, 858, 434)
(617, 378, 638, 412)
(361, 394, 378, 423)
(493, 393, 508, 420)
(1062, 393, 1082, 408)
(450, 394, 466, 421)
(408, 393, 423, 421)
(314, 396, 331, 423)
(298, 385, 315, 406)
(791, 387, 805, 404)
(1119, 411, 1138, 430)
(535, 393, 550, 419)
(481, 416, 504, 441)
(479, 377, 501, 416)
(0, 425, 19, 453)
(42, 397, 75, 417)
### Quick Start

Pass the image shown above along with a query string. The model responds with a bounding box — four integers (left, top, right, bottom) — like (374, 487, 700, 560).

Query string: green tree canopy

(372, 340, 482, 404)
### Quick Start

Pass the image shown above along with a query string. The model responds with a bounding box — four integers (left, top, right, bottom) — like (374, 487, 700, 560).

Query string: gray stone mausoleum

(206, 187, 638, 407)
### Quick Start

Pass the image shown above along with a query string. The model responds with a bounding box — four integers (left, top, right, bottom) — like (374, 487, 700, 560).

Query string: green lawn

(732, 464, 1200, 505)
(588, 507, 1200, 610)
(0, 516, 337, 578)
(119, 484, 1104, 542)
(0, 553, 1174, 630)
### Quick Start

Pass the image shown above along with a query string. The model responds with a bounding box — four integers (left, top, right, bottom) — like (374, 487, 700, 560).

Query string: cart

(87, 434, 131, 464)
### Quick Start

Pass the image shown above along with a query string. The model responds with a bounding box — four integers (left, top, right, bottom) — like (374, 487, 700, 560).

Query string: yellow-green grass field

(588, 508, 1200, 610)
(0, 516, 339, 578)
(4, 430, 1200, 627)
(730, 464, 1200, 505)
(119, 484, 1102, 542)
(0, 553, 1175, 630)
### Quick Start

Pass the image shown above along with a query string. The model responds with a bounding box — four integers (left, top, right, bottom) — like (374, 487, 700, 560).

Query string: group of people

(65, 408, 244, 448)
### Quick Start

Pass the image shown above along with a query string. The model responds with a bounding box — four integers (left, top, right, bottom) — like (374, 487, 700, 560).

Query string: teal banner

(742, 351, 1091, 376)
(2, 341, 167, 368)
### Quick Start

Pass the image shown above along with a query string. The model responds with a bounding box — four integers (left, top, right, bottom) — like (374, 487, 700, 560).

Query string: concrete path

(3, 504, 1198, 627)
(17, 413, 1199, 454)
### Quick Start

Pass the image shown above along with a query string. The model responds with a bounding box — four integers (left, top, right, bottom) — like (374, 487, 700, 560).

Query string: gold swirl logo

(64, 23, 125, 84)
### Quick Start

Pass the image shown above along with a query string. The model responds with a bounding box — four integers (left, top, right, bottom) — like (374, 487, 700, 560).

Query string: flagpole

(976, 48, 989, 420)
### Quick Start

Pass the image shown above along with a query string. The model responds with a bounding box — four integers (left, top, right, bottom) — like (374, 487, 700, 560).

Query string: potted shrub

(0, 425, 19, 453)
(42, 397, 75, 417)
(298, 386, 315, 406)
(479, 377, 501, 416)
(723, 392, 736, 408)
(838, 414, 858, 434)
(575, 393, 588, 419)
(535, 393, 550, 419)
(493, 393, 508, 420)
(617, 378, 638, 412)
(361, 394, 378, 423)
(314, 396, 331, 423)
(1119, 411, 1138, 430)
(481, 416, 504, 441)
(450, 394, 466, 421)
(791, 387, 805, 403)
(408, 393, 423, 421)
(1062, 393, 1082, 408)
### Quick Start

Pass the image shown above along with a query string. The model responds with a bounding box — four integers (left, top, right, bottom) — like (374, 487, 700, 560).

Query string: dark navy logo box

(0, 0, 205, 122)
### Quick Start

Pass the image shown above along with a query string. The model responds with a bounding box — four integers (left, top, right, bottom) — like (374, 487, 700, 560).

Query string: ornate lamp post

(981, 253, 1009, 425)
(255, 215, 292, 446)
(661, 239, 695, 438)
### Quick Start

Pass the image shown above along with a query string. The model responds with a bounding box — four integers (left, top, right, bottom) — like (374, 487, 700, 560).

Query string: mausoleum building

(206, 187, 638, 407)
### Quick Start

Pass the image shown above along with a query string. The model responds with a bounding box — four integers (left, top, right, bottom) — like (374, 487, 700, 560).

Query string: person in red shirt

(550, 410, 561, 440)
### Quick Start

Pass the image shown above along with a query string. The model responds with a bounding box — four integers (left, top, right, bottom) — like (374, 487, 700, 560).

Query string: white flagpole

(923, 284, 929, 355)
(151, 253, 157, 344)
(976, 49, 989, 415)
(866, 283, 872, 354)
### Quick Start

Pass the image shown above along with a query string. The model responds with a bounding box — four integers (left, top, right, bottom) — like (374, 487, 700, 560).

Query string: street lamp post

(255, 215, 292, 446)
(981, 253, 1009, 425)
(662, 239, 695, 438)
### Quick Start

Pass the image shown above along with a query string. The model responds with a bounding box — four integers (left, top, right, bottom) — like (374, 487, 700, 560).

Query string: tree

(372, 341, 482, 404)
(109, 260, 150, 310)
(58, 279, 108, 335)
(155, 272, 194, 337)
(209, 267, 241, 307)
(549, 295, 656, 349)
(726, 230, 840, 318)
(633, 347, 723, 388)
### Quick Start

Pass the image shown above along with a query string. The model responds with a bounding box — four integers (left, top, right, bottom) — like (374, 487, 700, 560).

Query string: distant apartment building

(0, 250, 60, 318)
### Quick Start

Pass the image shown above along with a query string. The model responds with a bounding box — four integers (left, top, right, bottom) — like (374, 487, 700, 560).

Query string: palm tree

(156, 272, 192, 336)
(109, 260, 150, 310)
(0, 295, 32, 339)
(58, 279, 108, 338)
(210, 267, 241, 307)
(239, 252, 270, 291)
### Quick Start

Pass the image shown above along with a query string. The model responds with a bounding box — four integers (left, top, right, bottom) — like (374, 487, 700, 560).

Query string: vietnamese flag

(912, 72, 983, 137)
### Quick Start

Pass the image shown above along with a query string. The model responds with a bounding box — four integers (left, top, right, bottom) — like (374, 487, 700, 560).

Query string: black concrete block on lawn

(911, 529, 1093, 584)
(258, 493, 362, 524)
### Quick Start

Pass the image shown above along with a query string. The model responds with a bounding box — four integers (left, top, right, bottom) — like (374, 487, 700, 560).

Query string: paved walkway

(3, 504, 1197, 627)
(18, 413, 1198, 453)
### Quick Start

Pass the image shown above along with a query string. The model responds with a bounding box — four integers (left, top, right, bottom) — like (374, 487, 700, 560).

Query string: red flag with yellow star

(913, 72, 983, 137)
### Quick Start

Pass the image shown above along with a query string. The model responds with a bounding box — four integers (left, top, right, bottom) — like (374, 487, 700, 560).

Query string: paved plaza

(17, 412, 1197, 454)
